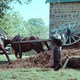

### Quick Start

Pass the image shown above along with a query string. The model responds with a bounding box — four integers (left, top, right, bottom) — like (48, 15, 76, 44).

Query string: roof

(0, 27, 7, 35)
(46, 0, 80, 3)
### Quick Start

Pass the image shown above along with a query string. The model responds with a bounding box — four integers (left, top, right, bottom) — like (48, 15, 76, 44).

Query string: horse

(3, 34, 50, 59)
(0, 35, 10, 63)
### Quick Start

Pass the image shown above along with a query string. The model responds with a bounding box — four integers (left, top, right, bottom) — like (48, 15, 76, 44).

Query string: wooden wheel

(55, 22, 80, 46)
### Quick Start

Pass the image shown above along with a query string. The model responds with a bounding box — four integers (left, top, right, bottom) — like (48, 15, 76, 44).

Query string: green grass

(0, 68, 80, 80)
(0, 54, 29, 61)
(0, 54, 80, 80)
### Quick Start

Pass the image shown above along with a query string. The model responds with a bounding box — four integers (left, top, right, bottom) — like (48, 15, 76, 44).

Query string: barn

(46, 0, 80, 34)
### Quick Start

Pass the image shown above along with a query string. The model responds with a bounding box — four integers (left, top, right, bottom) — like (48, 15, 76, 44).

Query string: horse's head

(0, 34, 11, 47)
(2, 38, 11, 47)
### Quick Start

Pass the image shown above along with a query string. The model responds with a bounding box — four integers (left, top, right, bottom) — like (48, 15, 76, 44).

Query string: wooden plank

(62, 58, 70, 69)
(11, 39, 51, 44)
(62, 56, 80, 69)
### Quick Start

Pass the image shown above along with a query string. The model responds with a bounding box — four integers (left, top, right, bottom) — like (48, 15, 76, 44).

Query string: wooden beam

(11, 39, 51, 44)
(62, 56, 80, 69)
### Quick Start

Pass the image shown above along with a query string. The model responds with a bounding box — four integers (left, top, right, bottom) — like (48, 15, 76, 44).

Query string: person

(0, 34, 10, 63)
(50, 33, 64, 71)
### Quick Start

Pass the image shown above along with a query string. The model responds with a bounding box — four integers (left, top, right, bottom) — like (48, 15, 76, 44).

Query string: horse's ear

(17, 34, 20, 37)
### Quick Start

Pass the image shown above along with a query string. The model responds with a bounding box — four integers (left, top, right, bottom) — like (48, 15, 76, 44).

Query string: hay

(0, 49, 80, 69)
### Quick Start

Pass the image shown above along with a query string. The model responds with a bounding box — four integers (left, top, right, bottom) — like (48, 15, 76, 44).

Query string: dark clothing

(51, 43, 62, 71)
(53, 46, 61, 68)
(52, 38, 63, 46)
(50, 34, 63, 70)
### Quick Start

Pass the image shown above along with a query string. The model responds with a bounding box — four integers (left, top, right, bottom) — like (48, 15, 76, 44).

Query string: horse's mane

(20, 36, 39, 41)
(11, 34, 23, 41)
(29, 36, 39, 40)
(11, 35, 39, 42)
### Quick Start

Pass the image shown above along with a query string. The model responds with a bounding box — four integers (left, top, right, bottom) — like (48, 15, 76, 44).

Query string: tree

(14, 0, 32, 4)
(0, 12, 26, 36)
(0, 0, 32, 18)
(0, 0, 9, 18)
(27, 18, 46, 27)
(25, 18, 49, 39)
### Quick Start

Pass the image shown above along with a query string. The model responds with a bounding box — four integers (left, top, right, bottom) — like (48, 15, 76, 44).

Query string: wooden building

(46, 0, 80, 36)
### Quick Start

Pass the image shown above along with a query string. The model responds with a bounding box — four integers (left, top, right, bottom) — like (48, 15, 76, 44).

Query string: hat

(52, 34, 61, 40)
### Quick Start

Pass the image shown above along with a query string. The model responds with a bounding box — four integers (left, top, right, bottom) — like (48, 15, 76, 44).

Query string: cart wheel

(55, 22, 80, 46)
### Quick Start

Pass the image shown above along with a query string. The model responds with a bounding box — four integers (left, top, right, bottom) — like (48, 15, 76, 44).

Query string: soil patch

(0, 49, 80, 69)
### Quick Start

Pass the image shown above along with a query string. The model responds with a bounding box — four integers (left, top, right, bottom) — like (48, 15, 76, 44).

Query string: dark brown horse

(3, 34, 50, 59)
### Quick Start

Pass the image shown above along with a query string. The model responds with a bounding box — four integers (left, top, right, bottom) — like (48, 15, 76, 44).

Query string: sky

(13, 0, 49, 26)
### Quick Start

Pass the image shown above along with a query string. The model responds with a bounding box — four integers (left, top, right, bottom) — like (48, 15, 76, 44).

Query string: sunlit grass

(0, 54, 27, 61)
(0, 50, 37, 60)
(0, 68, 80, 80)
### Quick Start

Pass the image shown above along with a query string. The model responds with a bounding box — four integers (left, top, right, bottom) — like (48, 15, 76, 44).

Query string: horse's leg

(32, 44, 42, 53)
(0, 44, 10, 63)
(44, 41, 50, 50)
(18, 43, 22, 58)
(19, 51, 22, 58)
(37, 43, 45, 52)
(14, 51, 19, 58)
(14, 51, 22, 59)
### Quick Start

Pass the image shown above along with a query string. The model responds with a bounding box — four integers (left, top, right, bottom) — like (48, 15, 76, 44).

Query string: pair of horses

(2, 34, 50, 61)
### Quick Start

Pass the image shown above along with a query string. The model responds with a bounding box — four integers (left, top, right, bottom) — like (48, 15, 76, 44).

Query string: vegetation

(0, 12, 49, 39)
(0, 68, 79, 80)
(0, 12, 25, 36)
(0, 0, 32, 18)
(0, 0, 49, 39)
(27, 18, 46, 27)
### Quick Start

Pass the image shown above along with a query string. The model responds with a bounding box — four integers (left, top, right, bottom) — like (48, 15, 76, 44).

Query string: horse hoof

(8, 61, 12, 64)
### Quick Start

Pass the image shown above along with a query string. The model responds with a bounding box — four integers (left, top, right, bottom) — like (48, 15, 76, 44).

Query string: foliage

(25, 18, 49, 39)
(0, 0, 32, 18)
(0, 12, 49, 39)
(27, 18, 46, 27)
(14, 0, 32, 4)
(0, 0, 49, 39)
(0, 12, 25, 36)
(0, 0, 10, 18)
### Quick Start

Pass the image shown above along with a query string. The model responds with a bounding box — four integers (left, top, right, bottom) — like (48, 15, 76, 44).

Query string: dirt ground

(0, 48, 80, 69)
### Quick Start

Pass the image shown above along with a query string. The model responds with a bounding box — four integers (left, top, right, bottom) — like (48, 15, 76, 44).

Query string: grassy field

(0, 68, 80, 80)
(0, 54, 29, 61)
(0, 55, 80, 80)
